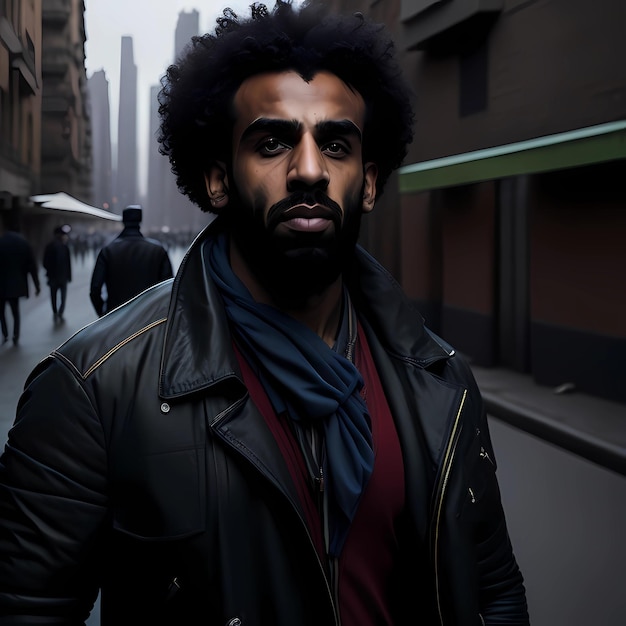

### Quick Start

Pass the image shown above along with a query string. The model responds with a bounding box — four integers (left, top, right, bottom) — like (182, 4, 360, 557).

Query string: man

(89, 205, 173, 316)
(0, 217, 40, 345)
(0, 2, 529, 625)
(43, 224, 72, 322)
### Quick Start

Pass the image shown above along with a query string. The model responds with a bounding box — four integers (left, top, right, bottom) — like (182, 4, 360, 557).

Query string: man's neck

(229, 236, 344, 347)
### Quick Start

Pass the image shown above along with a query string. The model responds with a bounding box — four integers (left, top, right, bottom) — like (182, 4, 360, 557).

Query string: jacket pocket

(460, 428, 500, 523)
(113, 446, 205, 539)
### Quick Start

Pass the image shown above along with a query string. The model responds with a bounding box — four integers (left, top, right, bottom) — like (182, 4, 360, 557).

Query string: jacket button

(160, 402, 170, 414)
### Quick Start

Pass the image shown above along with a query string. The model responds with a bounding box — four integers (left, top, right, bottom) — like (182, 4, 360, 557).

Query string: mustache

(266, 190, 343, 230)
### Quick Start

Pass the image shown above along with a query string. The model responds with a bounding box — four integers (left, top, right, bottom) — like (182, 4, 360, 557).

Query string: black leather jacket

(0, 220, 528, 625)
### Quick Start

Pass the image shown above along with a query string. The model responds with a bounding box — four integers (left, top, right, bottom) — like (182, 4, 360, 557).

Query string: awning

(29, 192, 122, 221)
(399, 120, 626, 193)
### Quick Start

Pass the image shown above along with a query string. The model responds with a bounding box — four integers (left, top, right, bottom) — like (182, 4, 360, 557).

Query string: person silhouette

(43, 224, 72, 322)
(0, 216, 41, 344)
(89, 206, 173, 316)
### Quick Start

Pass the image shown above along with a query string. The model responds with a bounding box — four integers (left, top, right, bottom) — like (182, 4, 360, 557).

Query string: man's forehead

(233, 70, 366, 129)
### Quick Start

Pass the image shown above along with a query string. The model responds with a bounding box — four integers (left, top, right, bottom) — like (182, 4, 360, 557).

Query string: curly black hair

(157, 0, 415, 213)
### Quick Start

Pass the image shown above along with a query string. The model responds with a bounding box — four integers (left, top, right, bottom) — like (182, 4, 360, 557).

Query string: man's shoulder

(55, 279, 173, 378)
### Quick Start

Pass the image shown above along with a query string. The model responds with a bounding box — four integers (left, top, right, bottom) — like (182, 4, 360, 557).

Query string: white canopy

(30, 192, 122, 222)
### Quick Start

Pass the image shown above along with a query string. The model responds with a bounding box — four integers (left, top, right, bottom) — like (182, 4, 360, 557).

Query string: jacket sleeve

(0, 356, 107, 624)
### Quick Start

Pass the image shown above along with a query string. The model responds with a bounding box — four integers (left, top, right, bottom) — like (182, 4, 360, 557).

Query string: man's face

(209, 70, 377, 301)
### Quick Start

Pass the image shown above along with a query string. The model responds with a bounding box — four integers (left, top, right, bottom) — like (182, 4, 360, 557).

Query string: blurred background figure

(0, 216, 41, 345)
(89, 205, 173, 316)
(43, 225, 73, 323)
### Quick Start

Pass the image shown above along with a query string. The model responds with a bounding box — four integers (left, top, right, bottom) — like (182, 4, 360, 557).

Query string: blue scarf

(205, 233, 374, 556)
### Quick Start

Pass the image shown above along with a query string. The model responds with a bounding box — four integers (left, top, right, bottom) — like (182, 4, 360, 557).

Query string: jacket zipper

(431, 388, 467, 626)
(315, 464, 342, 626)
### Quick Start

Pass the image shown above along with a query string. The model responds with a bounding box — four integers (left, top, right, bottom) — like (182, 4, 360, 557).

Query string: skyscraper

(88, 70, 113, 211)
(115, 35, 138, 213)
(145, 10, 210, 237)
(175, 9, 200, 62)
(145, 85, 170, 233)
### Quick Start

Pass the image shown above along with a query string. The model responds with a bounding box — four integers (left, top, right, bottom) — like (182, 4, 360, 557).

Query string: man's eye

(259, 138, 289, 155)
(323, 142, 349, 157)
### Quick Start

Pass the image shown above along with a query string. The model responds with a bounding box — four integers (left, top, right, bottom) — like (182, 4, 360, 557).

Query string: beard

(225, 185, 364, 305)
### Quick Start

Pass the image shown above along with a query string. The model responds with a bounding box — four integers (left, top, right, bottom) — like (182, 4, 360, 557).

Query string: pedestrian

(0, 216, 40, 345)
(43, 224, 72, 322)
(0, 2, 529, 625)
(89, 205, 174, 316)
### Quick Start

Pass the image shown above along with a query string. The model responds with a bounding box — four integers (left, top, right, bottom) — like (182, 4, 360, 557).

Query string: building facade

(0, 0, 42, 227)
(88, 68, 113, 212)
(40, 0, 91, 206)
(1, 0, 101, 258)
(327, 0, 626, 406)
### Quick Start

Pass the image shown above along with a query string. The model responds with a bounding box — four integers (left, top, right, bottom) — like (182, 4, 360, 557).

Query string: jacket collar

(159, 220, 242, 400)
(159, 220, 452, 399)
(347, 245, 453, 368)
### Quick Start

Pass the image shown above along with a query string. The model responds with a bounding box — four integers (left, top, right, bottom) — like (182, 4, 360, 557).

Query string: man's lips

(282, 216, 331, 232)
(279, 203, 336, 233)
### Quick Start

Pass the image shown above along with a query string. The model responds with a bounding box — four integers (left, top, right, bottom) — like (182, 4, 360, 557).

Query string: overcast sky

(84, 0, 303, 197)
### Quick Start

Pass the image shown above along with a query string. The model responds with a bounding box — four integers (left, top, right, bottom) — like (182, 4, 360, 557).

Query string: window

(459, 39, 488, 116)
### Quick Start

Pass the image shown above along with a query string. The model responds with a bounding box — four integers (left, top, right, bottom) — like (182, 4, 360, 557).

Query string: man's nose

(287, 134, 330, 190)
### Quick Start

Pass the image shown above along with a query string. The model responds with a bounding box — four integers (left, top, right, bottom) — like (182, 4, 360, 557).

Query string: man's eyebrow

(241, 118, 301, 141)
(316, 119, 362, 142)
(240, 118, 362, 142)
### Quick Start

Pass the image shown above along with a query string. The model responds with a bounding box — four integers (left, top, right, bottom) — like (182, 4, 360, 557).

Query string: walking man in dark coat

(89, 206, 174, 316)
(43, 224, 72, 322)
(0, 217, 41, 345)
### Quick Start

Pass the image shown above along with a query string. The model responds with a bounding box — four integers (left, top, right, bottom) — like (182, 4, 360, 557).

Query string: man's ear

(203, 161, 230, 211)
(362, 162, 378, 213)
